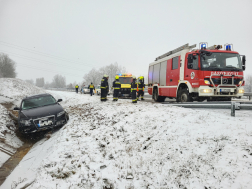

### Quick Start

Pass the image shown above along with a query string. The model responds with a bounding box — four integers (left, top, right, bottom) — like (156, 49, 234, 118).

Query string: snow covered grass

(0, 78, 45, 104)
(2, 91, 252, 189)
(0, 78, 45, 169)
(0, 104, 23, 167)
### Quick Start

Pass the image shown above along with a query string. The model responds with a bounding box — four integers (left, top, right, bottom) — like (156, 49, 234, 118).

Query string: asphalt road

(143, 90, 177, 103)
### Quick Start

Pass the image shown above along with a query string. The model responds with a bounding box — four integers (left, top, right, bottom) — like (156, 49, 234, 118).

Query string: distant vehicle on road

(14, 94, 69, 134)
(116, 73, 133, 97)
(95, 85, 101, 95)
(81, 86, 90, 94)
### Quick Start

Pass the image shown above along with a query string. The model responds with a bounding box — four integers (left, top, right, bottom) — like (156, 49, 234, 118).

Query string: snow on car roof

(23, 93, 52, 100)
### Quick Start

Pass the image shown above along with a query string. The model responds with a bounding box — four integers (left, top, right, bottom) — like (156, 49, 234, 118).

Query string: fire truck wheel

(177, 88, 192, 102)
(153, 88, 166, 102)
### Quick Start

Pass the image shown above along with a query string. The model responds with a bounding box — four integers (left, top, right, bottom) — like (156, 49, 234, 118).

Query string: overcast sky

(0, 0, 252, 84)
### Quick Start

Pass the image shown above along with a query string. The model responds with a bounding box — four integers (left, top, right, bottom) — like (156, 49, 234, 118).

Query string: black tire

(153, 88, 166, 102)
(177, 88, 192, 102)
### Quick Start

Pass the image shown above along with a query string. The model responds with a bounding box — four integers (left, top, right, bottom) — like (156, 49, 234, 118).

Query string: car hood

(20, 104, 64, 119)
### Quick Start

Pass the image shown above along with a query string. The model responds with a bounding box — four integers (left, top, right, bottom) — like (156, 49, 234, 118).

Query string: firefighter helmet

(132, 76, 136, 79)
(103, 74, 109, 78)
(115, 75, 119, 80)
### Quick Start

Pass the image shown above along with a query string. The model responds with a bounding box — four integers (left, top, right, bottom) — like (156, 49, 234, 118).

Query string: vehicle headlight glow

(238, 89, 244, 93)
(57, 111, 65, 117)
(204, 80, 210, 84)
(239, 81, 243, 85)
(20, 119, 32, 126)
(200, 89, 212, 93)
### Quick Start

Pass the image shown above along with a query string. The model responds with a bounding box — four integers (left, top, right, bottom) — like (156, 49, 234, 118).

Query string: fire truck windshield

(119, 77, 133, 84)
(200, 53, 242, 71)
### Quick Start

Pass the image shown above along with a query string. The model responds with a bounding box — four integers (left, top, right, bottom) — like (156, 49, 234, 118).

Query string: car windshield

(22, 96, 57, 110)
(201, 53, 242, 71)
(119, 77, 133, 84)
(84, 87, 89, 89)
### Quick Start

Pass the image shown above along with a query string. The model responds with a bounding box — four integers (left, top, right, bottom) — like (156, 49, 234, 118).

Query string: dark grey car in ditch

(14, 93, 69, 133)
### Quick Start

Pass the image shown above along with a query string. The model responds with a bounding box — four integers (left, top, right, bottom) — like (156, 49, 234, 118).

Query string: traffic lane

(143, 92, 176, 103)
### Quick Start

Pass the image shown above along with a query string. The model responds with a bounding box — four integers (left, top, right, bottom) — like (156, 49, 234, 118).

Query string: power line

(16, 62, 85, 78)
(0, 49, 92, 72)
(0, 40, 94, 67)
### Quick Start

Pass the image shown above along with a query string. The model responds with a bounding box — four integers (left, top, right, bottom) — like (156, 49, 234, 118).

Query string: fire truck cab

(148, 43, 246, 102)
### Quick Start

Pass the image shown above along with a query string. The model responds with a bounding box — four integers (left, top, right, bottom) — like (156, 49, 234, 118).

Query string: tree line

(25, 75, 66, 88)
(82, 62, 126, 87)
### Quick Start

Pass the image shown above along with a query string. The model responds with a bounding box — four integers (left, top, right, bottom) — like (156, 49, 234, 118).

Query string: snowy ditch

(1, 78, 252, 188)
(0, 90, 251, 189)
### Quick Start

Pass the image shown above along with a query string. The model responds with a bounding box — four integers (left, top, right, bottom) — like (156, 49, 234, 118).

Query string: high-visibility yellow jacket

(88, 84, 95, 89)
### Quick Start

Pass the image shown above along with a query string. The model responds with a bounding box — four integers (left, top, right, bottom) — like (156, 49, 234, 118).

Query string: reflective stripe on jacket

(112, 80, 121, 90)
(101, 77, 109, 89)
(131, 80, 137, 92)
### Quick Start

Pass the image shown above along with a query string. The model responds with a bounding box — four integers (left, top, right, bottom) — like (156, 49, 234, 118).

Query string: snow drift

(0, 78, 46, 104)
(0, 78, 46, 168)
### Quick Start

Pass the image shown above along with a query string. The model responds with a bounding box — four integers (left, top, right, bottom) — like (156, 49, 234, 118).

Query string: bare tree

(51, 74, 66, 88)
(0, 53, 17, 78)
(25, 79, 34, 85)
(83, 63, 126, 87)
(44, 81, 52, 89)
(103, 62, 127, 87)
(66, 83, 73, 88)
(83, 68, 101, 86)
(245, 74, 252, 92)
(36, 77, 45, 87)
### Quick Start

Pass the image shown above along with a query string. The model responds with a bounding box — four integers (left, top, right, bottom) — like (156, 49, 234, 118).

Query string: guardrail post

(231, 102, 235, 117)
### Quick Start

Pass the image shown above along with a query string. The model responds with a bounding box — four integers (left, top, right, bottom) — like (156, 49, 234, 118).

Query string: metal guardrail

(162, 101, 252, 117)
(47, 88, 76, 92)
(244, 92, 252, 100)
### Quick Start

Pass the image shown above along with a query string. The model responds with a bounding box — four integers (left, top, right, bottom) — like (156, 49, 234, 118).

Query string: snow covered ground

(0, 79, 45, 169)
(1, 90, 252, 189)
(0, 78, 46, 105)
(0, 104, 23, 166)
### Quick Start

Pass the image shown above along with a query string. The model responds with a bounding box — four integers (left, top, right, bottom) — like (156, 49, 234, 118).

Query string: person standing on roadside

(137, 76, 145, 100)
(88, 82, 95, 96)
(112, 75, 121, 101)
(101, 74, 109, 101)
(131, 76, 137, 103)
(75, 84, 79, 93)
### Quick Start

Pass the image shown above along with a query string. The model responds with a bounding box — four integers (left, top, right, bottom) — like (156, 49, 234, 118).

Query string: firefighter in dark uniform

(137, 76, 145, 100)
(88, 82, 95, 96)
(101, 74, 109, 101)
(75, 84, 79, 93)
(112, 75, 121, 101)
(131, 76, 137, 103)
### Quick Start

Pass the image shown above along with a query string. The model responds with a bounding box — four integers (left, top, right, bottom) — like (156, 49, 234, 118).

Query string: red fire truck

(148, 43, 246, 102)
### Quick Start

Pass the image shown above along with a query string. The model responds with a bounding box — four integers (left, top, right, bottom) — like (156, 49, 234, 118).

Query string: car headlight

(238, 89, 244, 93)
(20, 119, 32, 126)
(239, 81, 243, 85)
(57, 111, 65, 117)
(200, 89, 212, 93)
(204, 80, 210, 84)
